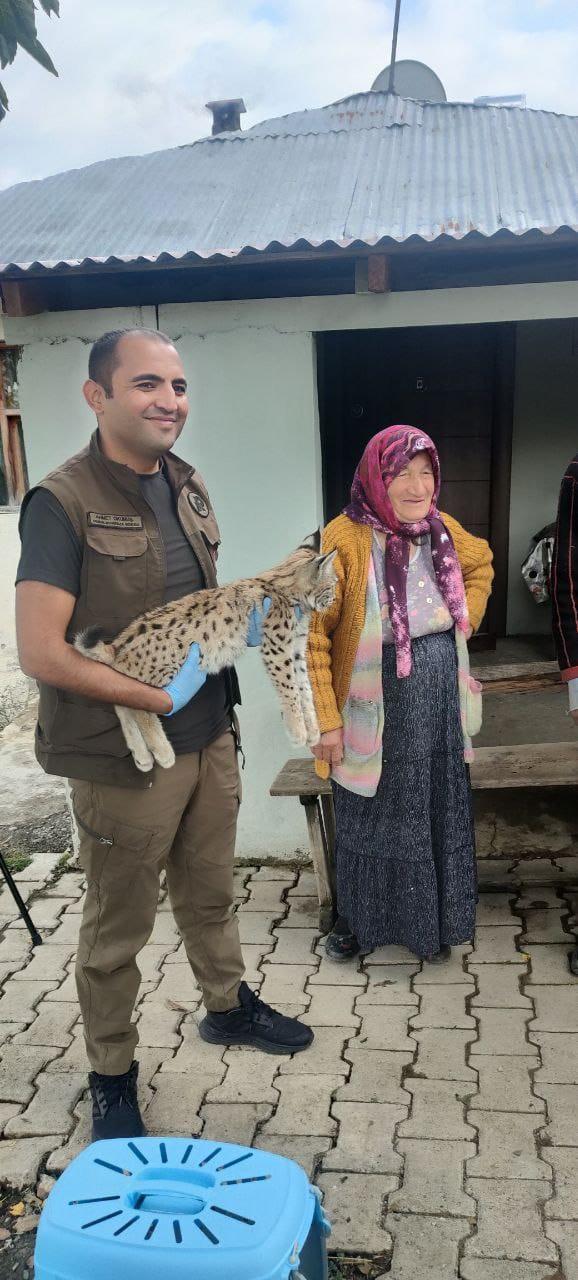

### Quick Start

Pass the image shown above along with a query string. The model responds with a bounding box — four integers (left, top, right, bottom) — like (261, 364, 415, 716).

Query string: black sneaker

(325, 929, 360, 962)
(569, 948, 578, 977)
(199, 981, 314, 1055)
(88, 1060, 146, 1141)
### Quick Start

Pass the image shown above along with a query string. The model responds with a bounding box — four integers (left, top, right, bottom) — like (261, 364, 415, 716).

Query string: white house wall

(0, 511, 29, 727)
(12, 307, 157, 484)
(158, 317, 323, 861)
(4, 280, 578, 858)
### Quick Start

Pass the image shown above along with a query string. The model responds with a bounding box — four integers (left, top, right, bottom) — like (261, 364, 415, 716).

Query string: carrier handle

(127, 1168, 215, 1216)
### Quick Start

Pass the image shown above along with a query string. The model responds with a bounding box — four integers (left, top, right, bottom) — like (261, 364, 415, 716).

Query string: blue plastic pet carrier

(34, 1136, 331, 1280)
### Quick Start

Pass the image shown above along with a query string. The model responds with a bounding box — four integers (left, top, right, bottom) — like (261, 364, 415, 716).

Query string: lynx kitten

(76, 532, 337, 772)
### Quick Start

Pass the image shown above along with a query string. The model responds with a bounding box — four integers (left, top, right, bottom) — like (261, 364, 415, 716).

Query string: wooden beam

(482, 675, 564, 695)
(471, 741, 578, 789)
(1, 279, 47, 317)
(355, 254, 391, 294)
(475, 660, 563, 696)
(367, 254, 390, 293)
(271, 738, 578, 800)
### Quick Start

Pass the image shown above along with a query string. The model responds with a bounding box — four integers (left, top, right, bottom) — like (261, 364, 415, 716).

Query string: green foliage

(0, 0, 59, 121)
(3, 848, 32, 873)
(55, 848, 72, 873)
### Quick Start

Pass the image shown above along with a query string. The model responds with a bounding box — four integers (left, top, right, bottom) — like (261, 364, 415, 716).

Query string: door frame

(486, 323, 516, 641)
(316, 321, 516, 641)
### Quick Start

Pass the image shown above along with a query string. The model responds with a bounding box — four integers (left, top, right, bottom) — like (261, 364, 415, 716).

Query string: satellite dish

(372, 59, 447, 102)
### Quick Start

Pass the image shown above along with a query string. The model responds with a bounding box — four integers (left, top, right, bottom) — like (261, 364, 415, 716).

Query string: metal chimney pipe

(206, 99, 247, 135)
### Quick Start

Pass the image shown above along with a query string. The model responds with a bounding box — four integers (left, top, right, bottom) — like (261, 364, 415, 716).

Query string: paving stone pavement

(2, 863, 578, 1276)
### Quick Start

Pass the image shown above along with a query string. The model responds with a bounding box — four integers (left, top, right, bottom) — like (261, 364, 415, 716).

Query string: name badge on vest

(88, 512, 144, 530)
(188, 493, 209, 518)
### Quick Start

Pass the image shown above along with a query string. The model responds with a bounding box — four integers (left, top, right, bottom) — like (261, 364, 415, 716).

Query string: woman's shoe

(421, 945, 452, 963)
(325, 929, 360, 962)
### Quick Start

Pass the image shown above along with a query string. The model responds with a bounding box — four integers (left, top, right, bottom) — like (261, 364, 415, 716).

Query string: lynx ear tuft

(316, 549, 337, 573)
(299, 529, 322, 553)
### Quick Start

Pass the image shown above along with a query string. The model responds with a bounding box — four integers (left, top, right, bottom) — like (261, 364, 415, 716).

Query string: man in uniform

(552, 451, 578, 975)
(16, 328, 312, 1140)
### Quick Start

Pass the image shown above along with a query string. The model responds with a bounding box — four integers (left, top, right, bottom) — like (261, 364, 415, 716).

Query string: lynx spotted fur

(75, 532, 337, 773)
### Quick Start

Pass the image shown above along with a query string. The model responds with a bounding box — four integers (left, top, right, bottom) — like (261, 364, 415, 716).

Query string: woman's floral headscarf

(344, 424, 469, 676)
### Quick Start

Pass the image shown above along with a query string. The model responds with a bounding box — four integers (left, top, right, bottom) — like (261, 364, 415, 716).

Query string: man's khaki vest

(20, 430, 237, 787)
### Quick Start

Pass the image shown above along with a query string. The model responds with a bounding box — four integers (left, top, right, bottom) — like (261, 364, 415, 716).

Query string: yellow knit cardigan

(307, 513, 494, 755)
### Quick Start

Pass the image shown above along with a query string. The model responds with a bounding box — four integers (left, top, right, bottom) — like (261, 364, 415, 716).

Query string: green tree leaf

(0, 76, 8, 121)
(0, 0, 59, 117)
(13, 25, 57, 75)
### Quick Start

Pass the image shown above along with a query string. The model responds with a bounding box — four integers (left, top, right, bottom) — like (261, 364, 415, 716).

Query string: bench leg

(300, 795, 335, 934)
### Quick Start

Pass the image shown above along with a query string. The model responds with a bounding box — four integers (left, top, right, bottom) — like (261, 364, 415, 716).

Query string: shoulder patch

(87, 512, 144, 530)
(188, 493, 210, 518)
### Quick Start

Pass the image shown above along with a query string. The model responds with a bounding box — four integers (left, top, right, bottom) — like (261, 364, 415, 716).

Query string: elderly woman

(308, 425, 494, 962)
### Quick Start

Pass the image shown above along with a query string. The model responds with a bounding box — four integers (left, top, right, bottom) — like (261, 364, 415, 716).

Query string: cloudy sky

(0, 0, 577, 191)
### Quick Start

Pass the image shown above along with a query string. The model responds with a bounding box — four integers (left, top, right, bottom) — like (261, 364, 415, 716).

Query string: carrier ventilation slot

(173, 1220, 182, 1244)
(127, 1143, 148, 1165)
(199, 1147, 221, 1167)
(211, 1205, 255, 1226)
(144, 1219, 158, 1241)
(159, 1143, 168, 1164)
(181, 1144, 193, 1165)
(82, 1210, 123, 1230)
(219, 1175, 271, 1187)
(114, 1216, 140, 1237)
(194, 1218, 219, 1245)
(216, 1152, 253, 1172)
(94, 1159, 132, 1177)
(69, 1196, 121, 1206)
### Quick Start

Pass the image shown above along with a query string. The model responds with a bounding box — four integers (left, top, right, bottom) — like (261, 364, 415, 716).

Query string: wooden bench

(270, 741, 578, 932)
(270, 661, 573, 929)
(272, 650, 578, 931)
(270, 660, 571, 929)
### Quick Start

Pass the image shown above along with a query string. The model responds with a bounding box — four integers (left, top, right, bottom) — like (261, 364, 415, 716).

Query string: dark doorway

(316, 323, 515, 642)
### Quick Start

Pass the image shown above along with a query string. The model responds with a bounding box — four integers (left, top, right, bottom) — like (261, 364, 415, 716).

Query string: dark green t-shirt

(17, 468, 230, 754)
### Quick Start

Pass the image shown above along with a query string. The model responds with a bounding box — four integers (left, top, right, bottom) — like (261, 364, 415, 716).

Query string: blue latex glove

(162, 642, 206, 716)
(247, 598, 272, 647)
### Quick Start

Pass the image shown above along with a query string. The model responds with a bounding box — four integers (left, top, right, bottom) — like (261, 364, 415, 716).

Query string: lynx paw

(286, 722, 308, 747)
(154, 743, 176, 769)
(132, 749, 154, 772)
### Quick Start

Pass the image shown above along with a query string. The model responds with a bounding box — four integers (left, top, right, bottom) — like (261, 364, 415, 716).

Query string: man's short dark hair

(88, 328, 175, 397)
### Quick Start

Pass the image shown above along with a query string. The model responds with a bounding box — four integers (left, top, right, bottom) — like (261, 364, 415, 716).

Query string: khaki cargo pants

(69, 730, 245, 1076)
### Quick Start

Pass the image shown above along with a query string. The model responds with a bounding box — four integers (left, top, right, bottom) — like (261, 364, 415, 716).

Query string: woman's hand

(311, 728, 344, 766)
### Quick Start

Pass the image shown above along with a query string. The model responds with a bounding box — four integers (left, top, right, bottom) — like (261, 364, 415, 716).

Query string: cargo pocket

(72, 794, 154, 853)
(85, 528, 148, 617)
(345, 698, 382, 764)
(71, 785, 156, 887)
(463, 675, 483, 737)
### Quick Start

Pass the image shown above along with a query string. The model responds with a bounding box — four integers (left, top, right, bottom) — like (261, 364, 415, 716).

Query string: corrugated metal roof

(0, 91, 576, 273)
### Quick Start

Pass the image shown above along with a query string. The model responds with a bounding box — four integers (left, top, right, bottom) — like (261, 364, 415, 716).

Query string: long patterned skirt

(332, 631, 477, 955)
